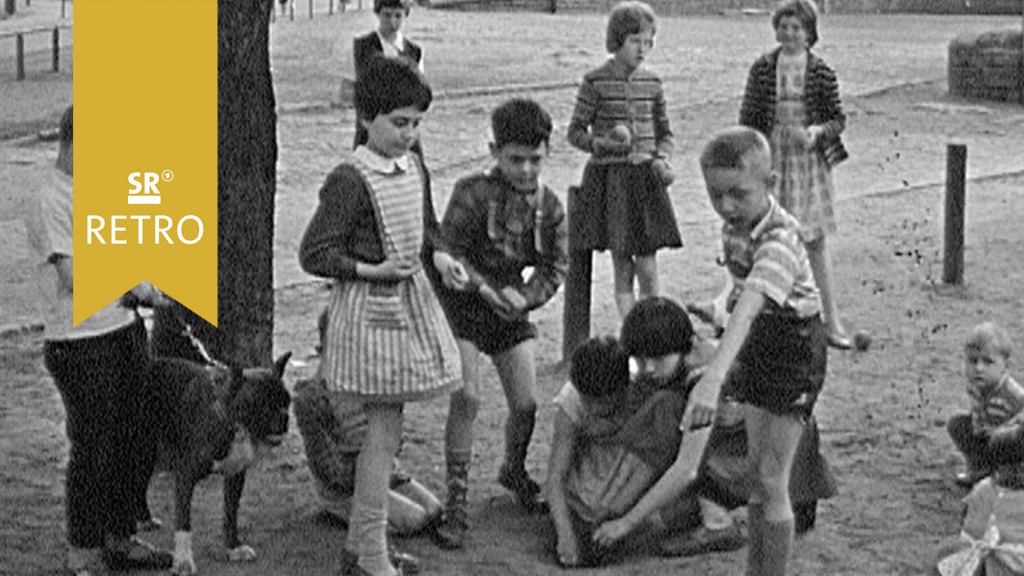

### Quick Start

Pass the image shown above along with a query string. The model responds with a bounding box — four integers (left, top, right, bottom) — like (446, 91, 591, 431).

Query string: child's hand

(651, 159, 675, 186)
(806, 125, 825, 148)
(121, 281, 168, 308)
(433, 252, 469, 290)
(681, 373, 722, 431)
(593, 516, 635, 548)
(479, 284, 518, 321)
(592, 136, 631, 158)
(359, 257, 422, 281)
(499, 286, 528, 313)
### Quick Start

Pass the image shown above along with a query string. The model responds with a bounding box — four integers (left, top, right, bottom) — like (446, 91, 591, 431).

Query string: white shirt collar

(353, 145, 409, 174)
(376, 30, 405, 56)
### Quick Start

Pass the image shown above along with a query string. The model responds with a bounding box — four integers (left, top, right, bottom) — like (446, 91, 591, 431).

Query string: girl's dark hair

(772, 0, 819, 48)
(59, 105, 73, 143)
(606, 1, 656, 53)
(620, 297, 694, 358)
(374, 0, 411, 13)
(491, 98, 552, 149)
(354, 57, 432, 121)
(570, 336, 629, 398)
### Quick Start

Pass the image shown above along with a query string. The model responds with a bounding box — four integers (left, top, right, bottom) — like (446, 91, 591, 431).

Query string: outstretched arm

(591, 426, 710, 548)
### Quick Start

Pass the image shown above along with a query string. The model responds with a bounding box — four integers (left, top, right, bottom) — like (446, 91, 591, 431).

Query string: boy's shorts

(436, 288, 536, 356)
(730, 313, 827, 419)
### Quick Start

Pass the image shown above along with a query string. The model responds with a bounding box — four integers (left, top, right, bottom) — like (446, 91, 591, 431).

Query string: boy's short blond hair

(699, 126, 771, 172)
(606, 1, 656, 53)
(965, 321, 1013, 360)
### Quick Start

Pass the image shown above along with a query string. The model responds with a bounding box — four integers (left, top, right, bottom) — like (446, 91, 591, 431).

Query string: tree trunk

(217, 0, 277, 367)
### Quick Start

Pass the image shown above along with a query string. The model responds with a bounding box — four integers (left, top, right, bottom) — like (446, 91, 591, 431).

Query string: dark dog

(138, 353, 291, 575)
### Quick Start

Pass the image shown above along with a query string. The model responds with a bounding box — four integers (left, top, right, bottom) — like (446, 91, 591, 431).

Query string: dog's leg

(223, 471, 257, 562)
(172, 471, 199, 576)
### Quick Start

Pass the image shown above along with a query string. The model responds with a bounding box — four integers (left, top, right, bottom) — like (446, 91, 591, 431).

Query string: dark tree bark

(216, 0, 277, 366)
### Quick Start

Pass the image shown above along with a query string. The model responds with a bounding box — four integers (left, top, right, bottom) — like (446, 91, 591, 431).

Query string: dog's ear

(273, 352, 292, 379)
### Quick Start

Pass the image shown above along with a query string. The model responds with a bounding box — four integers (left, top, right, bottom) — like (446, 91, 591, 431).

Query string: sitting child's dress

(934, 474, 1024, 576)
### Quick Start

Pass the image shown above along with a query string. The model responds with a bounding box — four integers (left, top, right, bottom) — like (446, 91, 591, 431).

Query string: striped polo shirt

(722, 197, 822, 318)
(568, 58, 673, 165)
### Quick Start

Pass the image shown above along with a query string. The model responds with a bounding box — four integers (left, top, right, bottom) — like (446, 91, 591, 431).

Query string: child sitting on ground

(293, 310, 442, 573)
(948, 322, 1024, 487)
(933, 416, 1024, 576)
(547, 299, 745, 567)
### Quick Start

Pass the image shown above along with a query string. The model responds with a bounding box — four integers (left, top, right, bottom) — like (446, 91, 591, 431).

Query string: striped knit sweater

(739, 47, 849, 167)
(568, 59, 673, 165)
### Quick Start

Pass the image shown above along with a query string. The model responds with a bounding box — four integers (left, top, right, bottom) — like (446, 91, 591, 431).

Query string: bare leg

(806, 236, 848, 343)
(634, 254, 659, 301)
(611, 253, 636, 319)
(744, 405, 804, 576)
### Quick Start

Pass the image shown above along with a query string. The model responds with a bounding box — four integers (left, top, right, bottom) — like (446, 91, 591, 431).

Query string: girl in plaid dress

(299, 58, 463, 576)
(739, 0, 852, 348)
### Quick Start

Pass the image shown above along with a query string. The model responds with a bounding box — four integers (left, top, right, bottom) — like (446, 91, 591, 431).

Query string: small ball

(853, 330, 872, 351)
(608, 124, 632, 145)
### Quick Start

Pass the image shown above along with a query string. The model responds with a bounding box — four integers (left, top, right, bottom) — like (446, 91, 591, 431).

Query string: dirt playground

(1, 6, 1023, 576)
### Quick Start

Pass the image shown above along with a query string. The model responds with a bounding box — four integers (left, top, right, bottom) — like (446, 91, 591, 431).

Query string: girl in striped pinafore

(299, 58, 463, 576)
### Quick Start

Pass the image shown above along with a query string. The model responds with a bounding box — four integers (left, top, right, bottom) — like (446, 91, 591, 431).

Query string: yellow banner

(74, 0, 217, 326)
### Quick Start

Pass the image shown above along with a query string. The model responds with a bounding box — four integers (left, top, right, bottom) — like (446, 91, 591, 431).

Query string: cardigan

(568, 58, 673, 165)
(298, 152, 444, 282)
(739, 47, 849, 167)
(353, 32, 423, 79)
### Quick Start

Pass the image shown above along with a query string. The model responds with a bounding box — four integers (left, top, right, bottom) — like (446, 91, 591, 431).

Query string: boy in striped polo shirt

(683, 126, 827, 576)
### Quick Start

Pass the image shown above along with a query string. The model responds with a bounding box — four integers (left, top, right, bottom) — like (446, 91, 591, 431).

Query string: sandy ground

(2, 5, 1024, 576)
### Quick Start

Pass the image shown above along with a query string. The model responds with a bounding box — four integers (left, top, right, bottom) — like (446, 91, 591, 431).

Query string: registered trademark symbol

(162, 170, 174, 182)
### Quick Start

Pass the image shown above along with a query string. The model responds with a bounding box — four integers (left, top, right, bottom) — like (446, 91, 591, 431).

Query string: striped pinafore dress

(321, 153, 461, 402)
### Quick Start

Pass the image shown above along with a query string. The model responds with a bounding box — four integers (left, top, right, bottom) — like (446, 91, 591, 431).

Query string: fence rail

(1, 24, 70, 80)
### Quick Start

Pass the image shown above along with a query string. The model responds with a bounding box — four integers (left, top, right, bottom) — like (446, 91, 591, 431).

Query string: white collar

(377, 30, 405, 50)
(353, 145, 410, 174)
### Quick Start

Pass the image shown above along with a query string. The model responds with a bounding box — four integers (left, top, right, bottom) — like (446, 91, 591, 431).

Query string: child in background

(739, 0, 852, 348)
(593, 128, 829, 576)
(568, 0, 682, 319)
(298, 57, 463, 576)
(933, 418, 1024, 576)
(430, 98, 568, 549)
(947, 322, 1024, 487)
(352, 0, 425, 151)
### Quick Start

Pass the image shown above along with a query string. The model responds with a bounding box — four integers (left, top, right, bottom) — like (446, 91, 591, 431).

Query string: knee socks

(347, 447, 396, 576)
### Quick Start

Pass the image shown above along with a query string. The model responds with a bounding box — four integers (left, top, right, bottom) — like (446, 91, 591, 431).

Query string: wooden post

(308, 0, 312, 18)
(943, 144, 967, 285)
(52, 27, 59, 72)
(562, 250, 592, 364)
(289, 0, 294, 20)
(329, 0, 333, 15)
(61, 0, 66, 18)
(16, 33, 24, 80)
(562, 182, 596, 363)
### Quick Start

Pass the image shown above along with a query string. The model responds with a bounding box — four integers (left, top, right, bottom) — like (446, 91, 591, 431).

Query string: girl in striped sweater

(568, 1, 682, 320)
